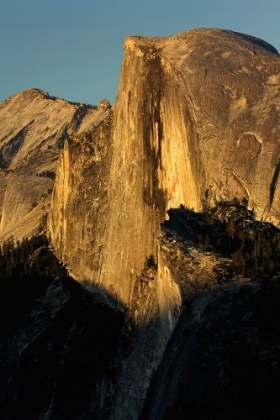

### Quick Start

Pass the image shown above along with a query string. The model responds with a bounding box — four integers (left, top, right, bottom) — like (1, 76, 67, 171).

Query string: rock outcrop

(50, 28, 280, 306)
(0, 88, 108, 242)
(48, 113, 114, 290)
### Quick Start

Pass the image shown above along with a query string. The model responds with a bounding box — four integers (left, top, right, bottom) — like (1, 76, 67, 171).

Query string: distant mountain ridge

(0, 88, 110, 243)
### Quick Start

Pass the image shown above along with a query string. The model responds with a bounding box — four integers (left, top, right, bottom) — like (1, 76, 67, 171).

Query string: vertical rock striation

(48, 111, 113, 288)
(46, 28, 280, 419)
(100, 28, 280, 304)
(98, 35, 203, 308)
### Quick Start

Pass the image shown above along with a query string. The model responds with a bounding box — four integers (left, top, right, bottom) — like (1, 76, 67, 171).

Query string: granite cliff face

(50, 28, 280, 307)
(46, 29, 280, 418)
(1, 28, 280, 419)
(48, 112, 113, 287)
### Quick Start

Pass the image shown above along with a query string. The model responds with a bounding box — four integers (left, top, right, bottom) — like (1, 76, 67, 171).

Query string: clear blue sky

(1, 0, 280, 106)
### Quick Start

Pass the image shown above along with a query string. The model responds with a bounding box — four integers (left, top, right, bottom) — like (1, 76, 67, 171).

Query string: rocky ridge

(0, 88, 110, 242)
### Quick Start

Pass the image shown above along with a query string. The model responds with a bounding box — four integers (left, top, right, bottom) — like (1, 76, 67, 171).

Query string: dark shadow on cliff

(2, 202, 280, 419)
(140, 277, 280, 420)
(270, 158, 280, 208)
(233, 31, 279, 55)
(161, 201, 280, 280)
(0, 237, 125, 420)
(140, 203, 280, 420)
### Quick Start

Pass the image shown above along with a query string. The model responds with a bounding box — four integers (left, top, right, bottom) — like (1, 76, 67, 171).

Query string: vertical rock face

(98, 36, 201, 308)
(155, 29, 280, 223)
(47, 29, 280, 418)
(104, 29, 280, 305)
(48, 111, 113, 287)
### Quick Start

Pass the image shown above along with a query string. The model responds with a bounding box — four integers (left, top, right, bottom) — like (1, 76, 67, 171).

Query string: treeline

(47, 95, 97, 109)
(0, 234, 49, 279)
(36, 170, 55, 180)
(229, 222, 280, 277)
(172, 199, 280, 279)
(206, 200, 280, 278)
(0, 234, 73, 335)
(0, 234, 56, 328)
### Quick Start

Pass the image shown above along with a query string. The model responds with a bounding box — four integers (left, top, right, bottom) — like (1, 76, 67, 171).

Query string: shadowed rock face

(0, 244, 126, 420)
(140, 278, 280, 420)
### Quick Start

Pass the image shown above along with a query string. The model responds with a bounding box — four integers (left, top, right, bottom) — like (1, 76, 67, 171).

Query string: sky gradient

(1, 0, 280, 106)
